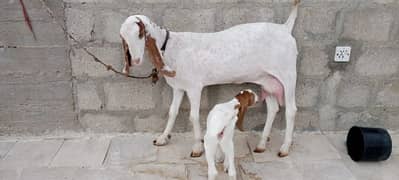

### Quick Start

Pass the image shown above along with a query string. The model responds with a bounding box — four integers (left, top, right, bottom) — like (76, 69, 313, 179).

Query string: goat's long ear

(121, 37, 131, 74)
(236, 105, 248, 131)
(145, 36, 176, 77)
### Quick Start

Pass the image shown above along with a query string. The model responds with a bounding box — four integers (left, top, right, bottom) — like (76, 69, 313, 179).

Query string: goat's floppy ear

(121, 37, 131, 74)
(145, 36, 176, 77)
(236, 104, 248, 131)
(136, 18, 146, 39)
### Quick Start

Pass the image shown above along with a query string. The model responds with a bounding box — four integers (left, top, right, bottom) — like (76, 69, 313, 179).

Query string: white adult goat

(120, 0, 300, 157)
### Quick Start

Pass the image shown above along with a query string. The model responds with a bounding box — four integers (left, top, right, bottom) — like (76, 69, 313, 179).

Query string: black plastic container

(346, 126, 392, 161)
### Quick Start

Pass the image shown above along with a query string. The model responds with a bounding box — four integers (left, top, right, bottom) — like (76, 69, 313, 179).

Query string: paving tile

(19, 167, 78, 180)
(157, 133, 205, 164)
(391, 133, 399, 156)
(130, 163, 187, 179)
(20, 167, 133, 180)
(0, 141, 16, 159)
(240, 161, 302, 180)
(51, 137, 110, 168)
(289, 133, 341, 161)
(0, 169, 20, 180)
(187, 163, 237, 180)
(294, 159, 356, 180)
(247, 132, 295, 163)
(325, 133, 352, 159)
(327, 132, 399, 180)
(233, 131, 251, 158)
(104, 134, 157, 168)
(0, 140, 63, 169)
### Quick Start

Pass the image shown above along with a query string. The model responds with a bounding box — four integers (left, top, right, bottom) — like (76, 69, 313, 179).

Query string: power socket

(335, 46, 351, 62)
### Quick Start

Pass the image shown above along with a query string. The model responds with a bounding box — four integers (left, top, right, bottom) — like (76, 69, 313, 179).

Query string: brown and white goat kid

(120, 0, 300, 157)
(204, 89, 258, 180)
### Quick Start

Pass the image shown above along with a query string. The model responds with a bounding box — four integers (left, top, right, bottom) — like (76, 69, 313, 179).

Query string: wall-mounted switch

(335, 46, 351, 62)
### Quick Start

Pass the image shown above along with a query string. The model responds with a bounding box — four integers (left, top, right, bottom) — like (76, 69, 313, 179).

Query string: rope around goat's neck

(38, 0, 158, 83)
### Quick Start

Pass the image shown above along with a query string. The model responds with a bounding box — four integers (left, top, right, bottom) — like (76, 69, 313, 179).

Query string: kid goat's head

(235, 89, 259, 131)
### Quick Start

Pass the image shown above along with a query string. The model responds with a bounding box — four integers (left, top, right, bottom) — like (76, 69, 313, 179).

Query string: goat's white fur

(120, 2, 299, 156)
(204, 89, 258, 180)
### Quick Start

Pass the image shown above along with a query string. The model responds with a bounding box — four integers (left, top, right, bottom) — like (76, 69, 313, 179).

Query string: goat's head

(234, 89, 259, 131)
(120, 16, 147, 74)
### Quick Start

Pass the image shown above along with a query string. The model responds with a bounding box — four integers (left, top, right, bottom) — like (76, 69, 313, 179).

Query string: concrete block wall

(1, 0, 399, 135)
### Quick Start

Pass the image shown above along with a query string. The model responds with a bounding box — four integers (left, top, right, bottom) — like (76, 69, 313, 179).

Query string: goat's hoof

(254, 147, 266, 153)
(153, 135, 171, 146)
(190, 151, 203, 158)
(277, 151, 288, 157)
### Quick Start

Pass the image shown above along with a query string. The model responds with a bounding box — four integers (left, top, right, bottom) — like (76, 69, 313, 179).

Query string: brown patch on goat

(136, 18, 146, 39)
(235, 90, 256, 131)
(145, 35, 176, 77)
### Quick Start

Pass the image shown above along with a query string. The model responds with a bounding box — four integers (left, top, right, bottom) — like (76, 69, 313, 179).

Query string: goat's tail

(284, 0, 300, 33)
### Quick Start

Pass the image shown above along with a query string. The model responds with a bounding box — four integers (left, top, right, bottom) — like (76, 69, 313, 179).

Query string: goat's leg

(278, 81, 297, 157)
(204, 135, 218, 180)
(220, 139, 236, 180)
(154, 88, 184, 146)
(255, 95, 279, 153)
(187, 89, 204, 157)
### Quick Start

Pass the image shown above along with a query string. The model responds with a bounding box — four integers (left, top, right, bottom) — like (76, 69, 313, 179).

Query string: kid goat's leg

(204, 135, 218, 180)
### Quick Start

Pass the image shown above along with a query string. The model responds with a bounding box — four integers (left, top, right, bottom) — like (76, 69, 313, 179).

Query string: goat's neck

(145, 21, 167, 49)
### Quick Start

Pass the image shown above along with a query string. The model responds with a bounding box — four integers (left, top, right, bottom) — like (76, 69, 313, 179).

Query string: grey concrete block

(335, 111, 384, 130)
(79, 113, 134, 133)
(377, 81, 399, 107)
(295, 110, 319, 131)
(0, 0, 64, 22)
(70, 47, 123, 77)
(134, 114, 166, 132)
(387, 111, 399, 130)
(163, 9, 216, 32)
(104, 134, 157, 167)
(104, 81, 155, 110)
(300, 7, 338, 34)
(219, 7, 274, 29)
(0, 140, 63, 168)
(65, 7, 95, 42)
(0, 47, 70, 84)
(51, 137, 110, 168)
(0, 21, 66, 46)
(162, 85, 210, 110)
(299, 47, 330, 77)
(0, 81, 77, 135)
(94, 9, 126, 43)
(296, 79, 320, 108)
(319, 105, 337, 131)
(77, 81, 102, 110)
(342, 8, 393, 41)
(337, 83, 370, 108)
(355, 48, 399, 76)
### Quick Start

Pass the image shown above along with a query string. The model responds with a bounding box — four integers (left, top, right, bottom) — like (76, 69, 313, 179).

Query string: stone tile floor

(0, 131, 398, 180)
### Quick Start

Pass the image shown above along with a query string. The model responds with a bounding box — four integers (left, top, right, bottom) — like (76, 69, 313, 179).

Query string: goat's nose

(132, 58, 140, 65)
